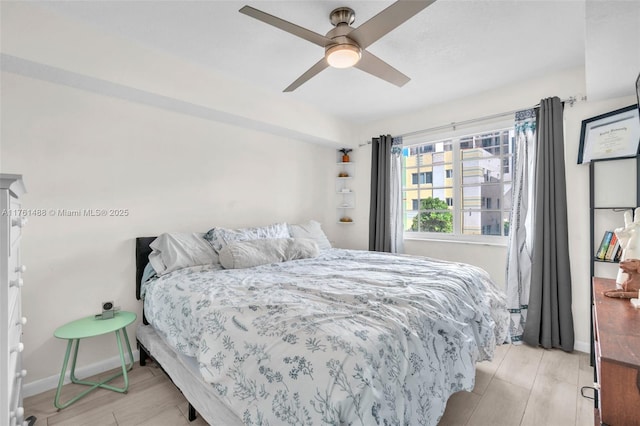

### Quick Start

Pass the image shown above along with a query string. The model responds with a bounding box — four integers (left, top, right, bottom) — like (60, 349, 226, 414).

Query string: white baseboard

(574, 340, 590, 354)
(23, 349, 140, 398)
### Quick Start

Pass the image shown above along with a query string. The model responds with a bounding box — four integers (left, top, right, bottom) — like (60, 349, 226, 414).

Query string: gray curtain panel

(523, 97, 575, 351)
(369, 135, 393, 252)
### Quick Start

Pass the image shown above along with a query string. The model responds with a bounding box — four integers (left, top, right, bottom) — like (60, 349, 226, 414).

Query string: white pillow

(288, 220, 332, 250)
(149, 232, 218, 276)
(218, 238, 319, 269)
(204, 222, 290, 253)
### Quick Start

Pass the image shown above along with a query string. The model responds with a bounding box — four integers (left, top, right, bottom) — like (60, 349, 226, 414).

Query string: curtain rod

(359, 95, 586, 146)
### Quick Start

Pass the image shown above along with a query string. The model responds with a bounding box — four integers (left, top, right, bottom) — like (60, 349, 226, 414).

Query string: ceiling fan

(239, 1, 436, 92)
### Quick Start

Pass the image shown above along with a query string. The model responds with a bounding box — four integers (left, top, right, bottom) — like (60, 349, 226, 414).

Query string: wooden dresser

(1, 174, 28, 426)
(593, 277, 640, 425)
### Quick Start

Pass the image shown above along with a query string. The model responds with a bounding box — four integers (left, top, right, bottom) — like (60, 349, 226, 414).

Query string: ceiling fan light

(326, 44, 361, 68)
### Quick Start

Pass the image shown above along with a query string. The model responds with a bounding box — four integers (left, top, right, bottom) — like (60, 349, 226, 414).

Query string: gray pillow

(218, 238, 319, 269)
(148, 232, 218, 276)
(288, 220, 332, 250)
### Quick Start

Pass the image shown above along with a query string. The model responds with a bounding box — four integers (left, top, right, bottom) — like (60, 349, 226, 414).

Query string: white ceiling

(34, 0, 639, 123)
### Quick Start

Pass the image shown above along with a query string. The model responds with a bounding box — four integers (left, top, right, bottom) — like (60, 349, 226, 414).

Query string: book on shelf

(604, 233, 619, 261)
(613, 245, 623, 262)
(595, 230, 613, 260)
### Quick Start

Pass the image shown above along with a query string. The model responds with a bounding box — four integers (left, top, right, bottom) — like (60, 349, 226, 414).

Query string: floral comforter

(143, 248, 509, 426)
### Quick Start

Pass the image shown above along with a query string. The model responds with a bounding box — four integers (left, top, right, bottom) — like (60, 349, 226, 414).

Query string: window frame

(401, 118, 514, 245)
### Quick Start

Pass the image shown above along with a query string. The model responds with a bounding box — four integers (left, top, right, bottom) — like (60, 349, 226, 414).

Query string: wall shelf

(336, 157, 356, 224)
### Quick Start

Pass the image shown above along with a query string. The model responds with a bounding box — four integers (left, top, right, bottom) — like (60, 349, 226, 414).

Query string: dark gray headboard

(135, 237, 156, 300)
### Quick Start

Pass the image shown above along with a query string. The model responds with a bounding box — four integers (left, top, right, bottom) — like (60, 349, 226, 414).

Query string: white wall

(0, 70, 341, 388)
(0, 2, 354, 391)
(352, 67, 638, 352)
(0, 2, 354, 147)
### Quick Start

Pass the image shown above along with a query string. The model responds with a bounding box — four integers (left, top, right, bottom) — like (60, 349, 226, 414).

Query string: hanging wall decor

(577, 104, 640, 164)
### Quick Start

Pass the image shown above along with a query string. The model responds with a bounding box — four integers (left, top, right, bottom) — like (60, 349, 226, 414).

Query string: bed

(134, 225, 509, 426)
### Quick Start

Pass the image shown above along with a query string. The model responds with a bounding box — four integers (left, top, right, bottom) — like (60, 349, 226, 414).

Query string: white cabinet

(336, 161, 355, 224)
(1, 174, 28, 426)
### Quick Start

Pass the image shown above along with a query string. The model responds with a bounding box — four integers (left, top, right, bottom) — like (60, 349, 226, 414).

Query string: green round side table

(53, 311, 136, 410)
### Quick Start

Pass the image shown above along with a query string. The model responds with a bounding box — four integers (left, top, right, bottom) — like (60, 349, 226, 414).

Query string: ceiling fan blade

(284, 58, 329, 92)
(348, 0, 436, 49)
(354, 50, 410, 87)
(240, 5, 333, 47)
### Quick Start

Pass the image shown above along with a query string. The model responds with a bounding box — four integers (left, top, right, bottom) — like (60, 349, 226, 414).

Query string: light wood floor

(25, 343, 595, 425)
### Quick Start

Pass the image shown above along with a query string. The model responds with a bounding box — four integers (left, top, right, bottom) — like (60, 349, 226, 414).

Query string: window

(411, 172, 432, 185)
(402, 127, 514, 241)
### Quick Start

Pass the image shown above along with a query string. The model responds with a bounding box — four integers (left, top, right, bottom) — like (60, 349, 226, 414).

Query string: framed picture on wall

(577, 104, 640, 164)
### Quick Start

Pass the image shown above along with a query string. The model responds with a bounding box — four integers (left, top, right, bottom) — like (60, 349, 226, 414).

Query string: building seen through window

(402, 128, 514, 238)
